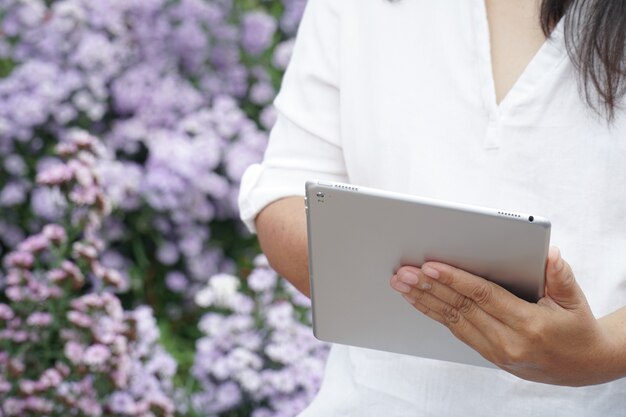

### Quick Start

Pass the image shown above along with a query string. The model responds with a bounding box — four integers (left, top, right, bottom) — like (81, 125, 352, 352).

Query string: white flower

(209, 273, 240, 308)
(195, 286, 215, 308)
(237, 369, 262, 393)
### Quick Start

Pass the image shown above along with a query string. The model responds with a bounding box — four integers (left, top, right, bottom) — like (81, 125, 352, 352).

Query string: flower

(241, 11, 278, 56)
(0, 0, 316, 414)
(191, 262, 329, 416)
(0, 133, 176, 417)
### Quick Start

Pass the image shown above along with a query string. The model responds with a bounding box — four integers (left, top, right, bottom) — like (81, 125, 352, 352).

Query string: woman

(239, 0, 626, 415)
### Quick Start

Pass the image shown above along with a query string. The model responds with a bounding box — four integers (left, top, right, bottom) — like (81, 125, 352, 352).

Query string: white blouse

(239, 0, 626, 415)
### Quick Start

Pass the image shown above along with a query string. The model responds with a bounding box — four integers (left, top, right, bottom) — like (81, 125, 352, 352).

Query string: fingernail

(553, 256, 564, 273)
(422, 265, 440, 279)
(398, 270, 419, 285)
(391, 280, 412, 294)
(549, 247, 564, 273)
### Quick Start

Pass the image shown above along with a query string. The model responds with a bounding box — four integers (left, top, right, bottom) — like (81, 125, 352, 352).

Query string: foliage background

(0, 0, 328, 415)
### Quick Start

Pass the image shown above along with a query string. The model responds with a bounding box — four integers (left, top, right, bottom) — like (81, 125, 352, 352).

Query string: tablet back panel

(305, 181, 551, 368)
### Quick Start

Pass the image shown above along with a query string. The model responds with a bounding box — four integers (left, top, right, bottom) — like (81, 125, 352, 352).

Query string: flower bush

(0, 0, 302, 313)
(190, 255, 329, 417)
(0, 131, 177, 416)
(0, 0, 327, 415)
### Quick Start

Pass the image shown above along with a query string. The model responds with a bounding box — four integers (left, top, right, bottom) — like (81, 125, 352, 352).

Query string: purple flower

(3, 154, 27, 176)
(260, 105, 277, 130)
(30, 187, 66, 221)
(250, 81, 275, 105)
(108, 392, 137, 415)
(280, 0, 307, 35)
(0, 0, 313, 413)
(165, 271, 188, 293)
(97, 160, 143, 210)
(156, 242, 180, 266)
(272, 39, 295, 70)
(247, 267, 278, 293)
(241, 11, 277, 56)
(0, 182, 27, 206)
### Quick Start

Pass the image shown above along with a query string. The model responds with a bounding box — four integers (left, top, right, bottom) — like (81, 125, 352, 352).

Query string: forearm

(255, 196, 311, 297)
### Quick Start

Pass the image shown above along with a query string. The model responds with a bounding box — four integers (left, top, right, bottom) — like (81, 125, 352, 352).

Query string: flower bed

(0, 1, 328, 416)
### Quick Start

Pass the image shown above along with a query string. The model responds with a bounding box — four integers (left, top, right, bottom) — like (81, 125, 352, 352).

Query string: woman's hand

(390, 247, 625, 386)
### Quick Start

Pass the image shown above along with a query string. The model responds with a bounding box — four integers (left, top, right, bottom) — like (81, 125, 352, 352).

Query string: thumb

(541, 246, 586, 311)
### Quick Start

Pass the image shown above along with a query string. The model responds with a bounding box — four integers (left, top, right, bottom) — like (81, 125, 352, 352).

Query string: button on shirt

(238, 0, 626, 415)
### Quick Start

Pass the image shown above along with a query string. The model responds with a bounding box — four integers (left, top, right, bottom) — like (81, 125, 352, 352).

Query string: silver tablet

(305, 180, 551, 368)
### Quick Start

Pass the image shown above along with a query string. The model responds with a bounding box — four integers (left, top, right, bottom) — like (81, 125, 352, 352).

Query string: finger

(540, 246, 588, 311)
(397, 268, 511, 333)
(412, 263, 534, 329)
(401, 291, 498, 361)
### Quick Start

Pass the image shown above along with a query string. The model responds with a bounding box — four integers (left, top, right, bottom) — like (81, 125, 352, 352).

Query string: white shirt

(238, 0, 626, 415)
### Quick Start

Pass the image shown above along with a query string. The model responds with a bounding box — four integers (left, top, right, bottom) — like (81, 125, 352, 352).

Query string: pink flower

(12, 330, 28, 342)
(55, 142, 78, 157)
(3, 398, 23, 415)
(64, 341, 85, 364)
(83, 344, 111, 366)
(67, 311, 92, 328)
(102, 268, 123, 288)
(19, 380, 36, 395)
(42, 224, 67, 243)
(55, 362, 71, 378)
(36, 163, 74, 185)
(5, 251, 35, 269)
(40, 368, 63, 387)
(69, 185, 98, 205)
(69, 130, 98, 152)
(26, 312, 53, 327)
(81, 293, 104, 308)
(17, 234, 49, 253)
(6, 286, 23, 302)
(0, 304, 15, 321)
(68, 159, 95, 187)
(72, 241, 98, 261)
(5, 270, 22, 285)
(47, 268, 68, 283)
(78, 397, 102, 416)
(0, 378, 11, 394)
(61, 260, 85, 288)
(24, 396, 54, 413)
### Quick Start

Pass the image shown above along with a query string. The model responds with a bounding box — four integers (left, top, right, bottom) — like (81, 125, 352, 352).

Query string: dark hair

(541, 0, 626, 121)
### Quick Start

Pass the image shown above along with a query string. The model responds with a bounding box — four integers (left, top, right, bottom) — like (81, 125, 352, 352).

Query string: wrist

(594, 314, 626, 385)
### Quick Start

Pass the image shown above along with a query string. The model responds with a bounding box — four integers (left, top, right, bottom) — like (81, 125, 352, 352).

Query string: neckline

(473, 0, 567, 118)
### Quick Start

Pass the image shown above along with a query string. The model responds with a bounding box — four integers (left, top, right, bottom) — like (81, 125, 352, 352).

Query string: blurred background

(0, 1, 329, 416)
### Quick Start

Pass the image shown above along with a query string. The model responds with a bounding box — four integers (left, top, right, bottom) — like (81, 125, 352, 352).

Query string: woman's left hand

(390, 246, 624, 386)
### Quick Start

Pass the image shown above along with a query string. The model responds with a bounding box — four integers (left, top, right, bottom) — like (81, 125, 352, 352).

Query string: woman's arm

(256, 196, 311, 297)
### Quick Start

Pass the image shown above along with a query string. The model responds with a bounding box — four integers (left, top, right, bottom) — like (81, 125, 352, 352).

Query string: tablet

(305, 180, 551, 367)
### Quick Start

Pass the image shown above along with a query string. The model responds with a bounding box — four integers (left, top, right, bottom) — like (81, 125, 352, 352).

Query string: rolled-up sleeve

(238, 0, 348, 233)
